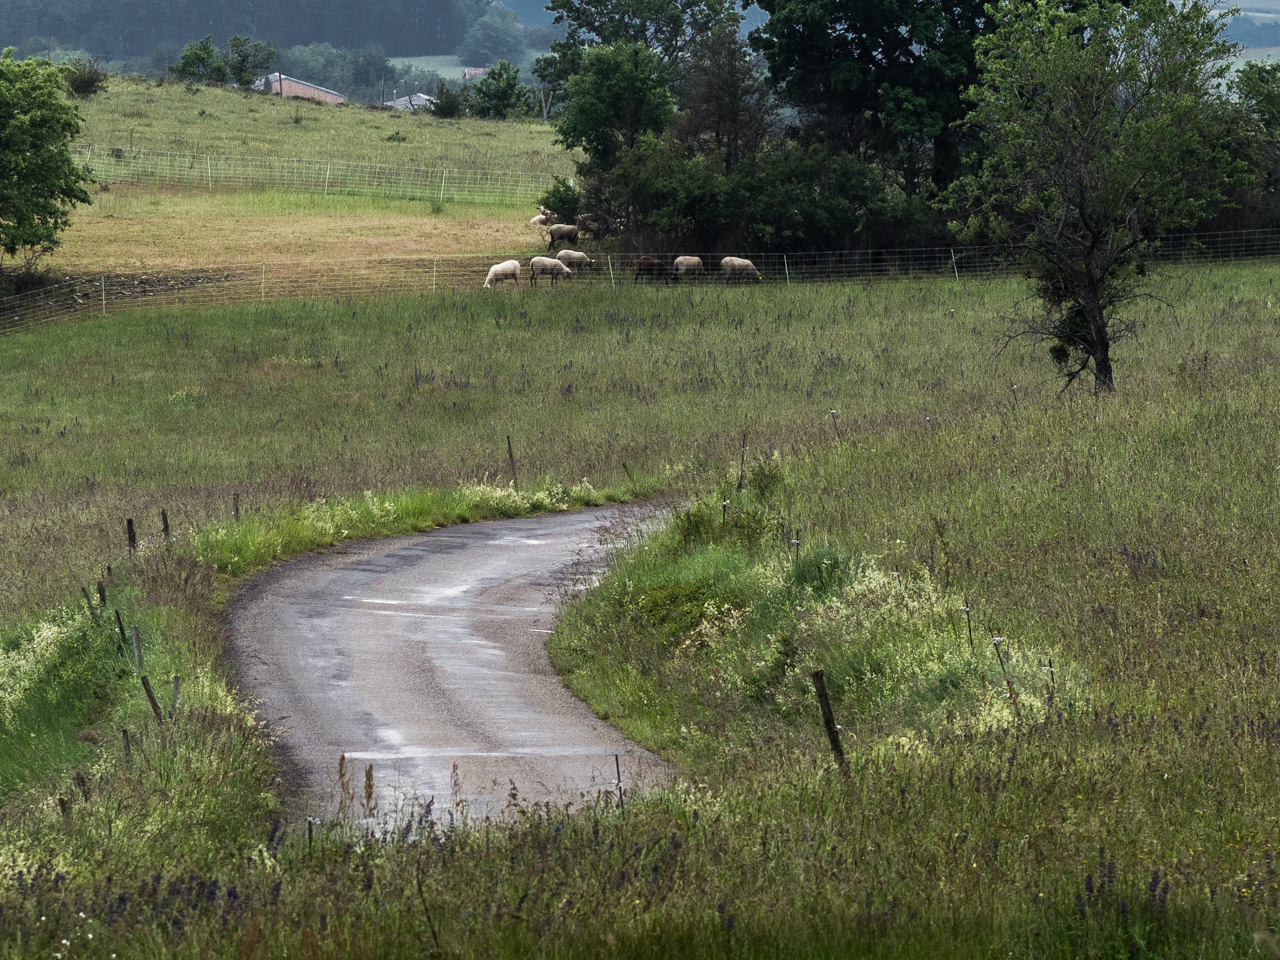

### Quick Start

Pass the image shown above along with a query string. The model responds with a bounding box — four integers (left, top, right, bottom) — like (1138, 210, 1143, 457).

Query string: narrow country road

(229, 507, 669, 818)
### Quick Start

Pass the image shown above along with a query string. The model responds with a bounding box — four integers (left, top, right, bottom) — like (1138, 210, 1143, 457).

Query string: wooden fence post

(811, 670, 847, 773)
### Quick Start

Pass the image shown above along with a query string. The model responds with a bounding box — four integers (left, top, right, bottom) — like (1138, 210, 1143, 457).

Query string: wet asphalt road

(229, 507, 669, 818)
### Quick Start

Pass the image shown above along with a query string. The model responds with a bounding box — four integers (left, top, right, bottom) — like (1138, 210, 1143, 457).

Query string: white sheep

(530, 214, 549, 226)
(673, 256, 706, 280)
(721, 256, 762, 282)
(556, 249, 595, 271)
(529, 256, 573, 286)
(483, 259, 521, 289)
(537, 204, 552, 218)
(548, 224, 580, 250)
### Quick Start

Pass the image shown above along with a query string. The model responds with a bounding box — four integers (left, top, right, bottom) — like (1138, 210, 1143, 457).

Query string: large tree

(948, 0, 1247, 393)
(555, 43, 675, 171)
(0, 50, 91, 291)
(748, 0, 985, 190)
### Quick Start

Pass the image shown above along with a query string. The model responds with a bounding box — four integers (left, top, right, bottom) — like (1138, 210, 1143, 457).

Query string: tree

(748, 0, 985, 190)
(171, 35, 229, 83)
(456, 5, 527, 67)
(471, 61, 531, 119)
(0, 50, 91, 290)
(222, 35, 275, 87)
(544, 0, 737, 68)
(948, 0, 1246, 393)
(556, 43, 675, 171)
(668, 25, 776, 176)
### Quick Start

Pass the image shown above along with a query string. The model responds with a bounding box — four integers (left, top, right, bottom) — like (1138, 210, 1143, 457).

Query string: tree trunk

(1089, 305, 1115, 393)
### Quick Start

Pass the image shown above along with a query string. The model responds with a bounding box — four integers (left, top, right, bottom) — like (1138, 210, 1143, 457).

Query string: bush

(62, 55, 108, 97)
(432, 79, 467, 118)
(470, 60, 531, 119)
(537, 176, 581, 224)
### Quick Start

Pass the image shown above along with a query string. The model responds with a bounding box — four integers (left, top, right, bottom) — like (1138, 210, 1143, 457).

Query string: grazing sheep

(530, 214, 549, 226)
(556, 249, 595, 271)
(673, 256, 705, 280)
(529, 256, 573, 286)
(548, 223, 579, 250)
(537, 204, 552, 218)
(634, 256, 674, 284)
(721, 256, 762, 282)
(483, 259, 521, 289)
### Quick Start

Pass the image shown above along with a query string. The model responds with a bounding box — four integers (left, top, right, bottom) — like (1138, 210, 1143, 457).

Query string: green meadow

(0, 265, 1278, 955)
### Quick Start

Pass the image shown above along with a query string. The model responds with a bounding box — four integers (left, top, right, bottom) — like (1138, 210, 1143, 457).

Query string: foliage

(557, 43, 675, 171)
(748, 0, 985, 191)
(470, 60, 531, 119)
(170, 35, 229, 84)
(222, 34, 275, 87)
(0, 50, 91, 291)
(456, 4, 528, 68)
(537, 175, 583, 223)
(432, 78, 469, 118)
(601, 134, 882, 250)
(948, 0, 1246, 392)
(545, 0, 738, 67)
(61, 54, 107, 97)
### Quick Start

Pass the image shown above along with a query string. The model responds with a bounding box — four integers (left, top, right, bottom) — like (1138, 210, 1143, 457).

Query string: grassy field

(389, 54, 466, 80)
(47, 184, 544, 272)
(78, 77, 577, 172)
(1, 266, 1279, 956)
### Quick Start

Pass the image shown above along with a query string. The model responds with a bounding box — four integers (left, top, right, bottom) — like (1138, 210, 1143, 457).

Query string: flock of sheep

(481, 206, 764, 290)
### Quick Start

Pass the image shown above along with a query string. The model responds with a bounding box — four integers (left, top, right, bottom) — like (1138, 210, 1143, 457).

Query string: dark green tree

(0, 50, 92, 290)
(456, 5, 527, 67)
(222, 35, 275, 87)
(170, 35, 228, 83)
(556, 43, 675, 171)
(545, 0, 736, 66)
(948, 0, 1247, 393)
(471, 61, 531, 119)
(748, 0, 985, 190)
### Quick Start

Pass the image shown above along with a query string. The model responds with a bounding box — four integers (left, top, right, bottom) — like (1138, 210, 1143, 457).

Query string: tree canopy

(0, 50, 92, 290)
(948, 0, 1247, 392)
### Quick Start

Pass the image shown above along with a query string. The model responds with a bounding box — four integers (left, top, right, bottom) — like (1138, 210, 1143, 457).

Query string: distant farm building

(251, 73, 347, 105)
(461, 67, 488, 81)
(384, 92, 437, 111)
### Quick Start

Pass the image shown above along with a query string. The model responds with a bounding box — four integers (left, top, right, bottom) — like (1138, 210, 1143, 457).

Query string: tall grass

(0, 265, 1278, 955)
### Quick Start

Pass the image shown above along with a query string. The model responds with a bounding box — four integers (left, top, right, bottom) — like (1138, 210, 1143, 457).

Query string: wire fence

(72, 145, 562, 206)
(6, 229, 1280, 338)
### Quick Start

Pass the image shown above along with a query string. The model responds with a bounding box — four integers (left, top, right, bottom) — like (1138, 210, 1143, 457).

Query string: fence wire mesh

(72, 145, 561, 206)
(6, 230, 1280, 338)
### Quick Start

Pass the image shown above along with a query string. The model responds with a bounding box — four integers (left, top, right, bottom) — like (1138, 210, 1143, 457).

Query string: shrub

(537, 176, 581, 224)
(62, 55, 108, 97)
(432, 79, 467, 118)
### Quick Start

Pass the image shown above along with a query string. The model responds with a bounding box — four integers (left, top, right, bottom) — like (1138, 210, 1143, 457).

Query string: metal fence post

(101, 275, 106, 316)
(607, 256, 616, 289)
(432, 258, 437, 293)
(206, 156, 212, 189)
(324, 161, 331, 196)
(784, 255, 791, 286)
(261, 263, 266, 301)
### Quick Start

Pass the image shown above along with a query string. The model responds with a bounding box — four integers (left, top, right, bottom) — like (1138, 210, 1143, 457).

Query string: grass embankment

(1, 268, 1279, 955)
(77, 77, 577, 172)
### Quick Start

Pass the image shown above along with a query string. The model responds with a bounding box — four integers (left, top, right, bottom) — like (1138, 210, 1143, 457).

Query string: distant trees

(456, 5, 527, 67)
(948, 0, 1247, 392)
(170, 35, 274, 86)
(0, 50, 92, 292)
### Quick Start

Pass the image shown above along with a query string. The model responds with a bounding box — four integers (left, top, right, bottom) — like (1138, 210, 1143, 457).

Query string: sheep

(529, 256, 573, 287)
(673, 256, 706, 281)
(483, 259, 521, 289)
(530, 214, 549, 226)
(634, 256, 674, 284)
(548, 223, 580, 250)
(556, 249, 595, 271)
(537, 204, 552, 218)
(721, 256, 762, 282)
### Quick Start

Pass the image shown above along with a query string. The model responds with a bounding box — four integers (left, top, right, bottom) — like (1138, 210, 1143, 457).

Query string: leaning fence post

(607, 256, 616, 289)
(324, 160, 331, 196)
(950, 248, 960, 281)
(811, 670, 848, 773)
(141, 676, 165, 725)
(784, 255, 791, 286)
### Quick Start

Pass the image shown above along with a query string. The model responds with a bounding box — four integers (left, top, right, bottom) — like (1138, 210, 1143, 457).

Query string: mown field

(0, 266, 1278, 957)
(41, 79, 576, 274)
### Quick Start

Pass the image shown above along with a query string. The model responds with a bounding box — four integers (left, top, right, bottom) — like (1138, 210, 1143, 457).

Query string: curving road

(229, 507, 668, 818)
